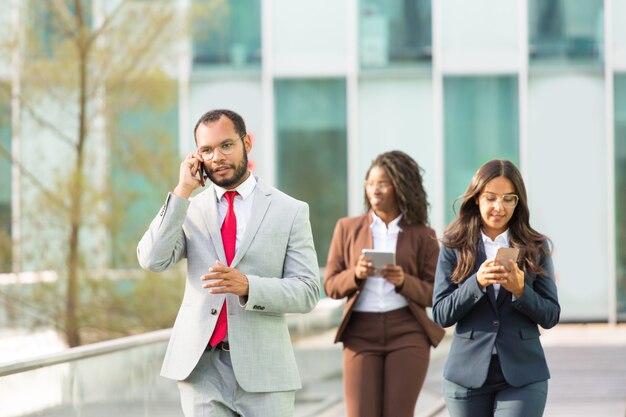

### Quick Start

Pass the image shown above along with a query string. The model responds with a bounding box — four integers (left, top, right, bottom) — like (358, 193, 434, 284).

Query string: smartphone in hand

(495, 247, 519, 271)
(196, 159, 207, 187)
(362, 249, 395, 274)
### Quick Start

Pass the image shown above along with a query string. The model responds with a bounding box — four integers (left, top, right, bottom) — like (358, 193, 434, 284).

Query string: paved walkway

(8, 323, 624, 417)
(296, 324, 626, 417)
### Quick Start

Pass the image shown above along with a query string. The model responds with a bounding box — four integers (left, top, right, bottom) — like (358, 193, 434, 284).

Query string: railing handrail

(0, 328, 171, 377)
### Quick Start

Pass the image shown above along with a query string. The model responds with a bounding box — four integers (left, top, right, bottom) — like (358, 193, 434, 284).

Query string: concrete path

(297, 324, 626, 417)
(9, 323, 625, 417)
(431, 324, 626, 417)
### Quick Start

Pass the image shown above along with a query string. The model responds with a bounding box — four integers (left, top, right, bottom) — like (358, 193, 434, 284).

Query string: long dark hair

(364, 151, 429, 225)
(443, 159, 550, 283)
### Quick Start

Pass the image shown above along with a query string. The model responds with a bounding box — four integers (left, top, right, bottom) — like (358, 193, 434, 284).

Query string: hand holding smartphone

(495, 247, 519, 272)
(198, 161, 207, 187)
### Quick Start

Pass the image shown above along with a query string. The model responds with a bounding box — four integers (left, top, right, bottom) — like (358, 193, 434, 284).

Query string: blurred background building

(0, 0, 625, 345)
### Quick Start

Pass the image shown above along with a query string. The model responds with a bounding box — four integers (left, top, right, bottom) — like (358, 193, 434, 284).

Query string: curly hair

(443, 159, 550, 283)
(364, 150, 429, 225)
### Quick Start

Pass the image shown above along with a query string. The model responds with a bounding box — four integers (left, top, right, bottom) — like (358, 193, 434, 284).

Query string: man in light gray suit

(137, 109, 320, 417)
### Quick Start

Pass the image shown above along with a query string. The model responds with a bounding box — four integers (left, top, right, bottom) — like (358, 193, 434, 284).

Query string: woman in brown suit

(324, 151, 445, 417)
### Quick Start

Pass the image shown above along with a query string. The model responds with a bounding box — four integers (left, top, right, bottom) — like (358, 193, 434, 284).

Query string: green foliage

(0, 0, 198, 345)
(20, 269, 185, 344)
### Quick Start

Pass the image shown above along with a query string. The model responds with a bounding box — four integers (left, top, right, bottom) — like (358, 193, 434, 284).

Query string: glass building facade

(443, 76, 519, 222)
(3, 0, 626, 322)
(275, 79, 348, 265)
(616, 74, 626, 320)
(0, 85, 10, 272)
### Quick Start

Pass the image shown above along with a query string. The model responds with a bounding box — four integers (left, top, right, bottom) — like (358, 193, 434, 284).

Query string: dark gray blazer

(432, 243, 560, 388)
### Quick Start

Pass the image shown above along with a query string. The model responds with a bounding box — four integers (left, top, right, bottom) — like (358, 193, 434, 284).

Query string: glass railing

(0, 299, 346, 417)
(0, 329, 181, 417)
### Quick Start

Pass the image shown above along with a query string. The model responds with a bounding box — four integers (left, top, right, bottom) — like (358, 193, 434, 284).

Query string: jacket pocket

(519, 328, 541, 339)
(455, 328, 474, 339)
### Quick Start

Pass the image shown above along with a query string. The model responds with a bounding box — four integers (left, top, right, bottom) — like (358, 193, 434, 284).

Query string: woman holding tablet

(324, 150, 444, 417)
(432, 159, 560, 417)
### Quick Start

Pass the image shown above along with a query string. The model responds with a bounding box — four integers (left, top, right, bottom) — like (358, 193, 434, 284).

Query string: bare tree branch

(51, 0, 79, 40)
(92, 17, 177, 97)
(20, 98, 77, 148)
(84, 0, 129, 50)
(0, 287, 65, 331)
(0, 81, 77, 147)
(0, 143, 70, 210)
(87, 7, 179, 99)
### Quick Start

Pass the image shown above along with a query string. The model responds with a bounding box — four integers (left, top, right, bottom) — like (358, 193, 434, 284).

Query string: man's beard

(207, 148, 249, 188)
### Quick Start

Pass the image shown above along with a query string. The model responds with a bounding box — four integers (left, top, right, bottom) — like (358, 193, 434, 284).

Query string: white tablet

(361, 249, 396, 269)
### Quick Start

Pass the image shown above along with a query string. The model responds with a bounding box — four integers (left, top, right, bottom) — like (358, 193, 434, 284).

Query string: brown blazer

(324, 213, 445, 347)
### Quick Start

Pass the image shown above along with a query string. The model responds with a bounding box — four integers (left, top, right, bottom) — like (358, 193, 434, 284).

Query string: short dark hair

(193, 109, 247, 144)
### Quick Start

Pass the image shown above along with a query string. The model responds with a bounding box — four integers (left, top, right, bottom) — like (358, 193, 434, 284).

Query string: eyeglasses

(198, 134, 244, 161)
(480, 192, 519, 208)
(365, 181, 392, 192)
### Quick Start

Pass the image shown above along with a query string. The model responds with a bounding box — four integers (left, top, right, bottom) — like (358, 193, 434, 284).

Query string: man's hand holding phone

(174, 153, 207, 199)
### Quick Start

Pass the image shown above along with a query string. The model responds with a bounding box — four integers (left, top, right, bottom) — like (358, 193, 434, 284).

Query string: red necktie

(209, 191, 237, 347)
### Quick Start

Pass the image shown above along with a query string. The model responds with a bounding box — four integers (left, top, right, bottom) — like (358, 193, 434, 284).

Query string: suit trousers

(177, 348, 295, 417)
(342, 307, 431, 417)
(443, 354, 548, 417)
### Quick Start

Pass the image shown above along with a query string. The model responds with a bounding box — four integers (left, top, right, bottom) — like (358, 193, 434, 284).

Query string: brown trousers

(342, 307, 431, 417)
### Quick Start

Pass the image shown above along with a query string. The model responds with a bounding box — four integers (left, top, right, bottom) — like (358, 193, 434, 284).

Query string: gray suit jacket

(137, 178, 320, 392)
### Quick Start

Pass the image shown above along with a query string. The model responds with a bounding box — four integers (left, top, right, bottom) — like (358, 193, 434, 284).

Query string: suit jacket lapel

(363, 213, 373, 249)
(395, 218, 409, 267)
(496, 283, 510, 307)
(230, 179, 271, 268)
(202, 185, 227, 265)
(476, 243, 499, 314)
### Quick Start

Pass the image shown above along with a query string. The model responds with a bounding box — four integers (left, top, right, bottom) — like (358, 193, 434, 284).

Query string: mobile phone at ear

(199, 162, 207, 187)
(495, 247, 519, 271)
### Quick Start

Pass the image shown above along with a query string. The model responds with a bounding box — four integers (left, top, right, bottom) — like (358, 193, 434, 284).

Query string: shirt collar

(481, 229, 509, 245)
(214, 174, 256, 202)
(369, 211, 403, 230)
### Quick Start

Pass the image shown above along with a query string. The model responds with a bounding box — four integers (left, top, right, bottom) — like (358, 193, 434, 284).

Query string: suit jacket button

(211, 309, 217, 315)
(492, 320, 500, 326)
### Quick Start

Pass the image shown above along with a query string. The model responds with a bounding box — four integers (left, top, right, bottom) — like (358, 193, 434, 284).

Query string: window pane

(192, 0, 261, 68)
(0, 84, 11, 272)
(527, 74, 606, 320)
(27, 0, 92, 59)
(440, 0, 518, 72)
(528, 0, 604, 65)
(275, 79, 347, 267)
(108, 81, 179, 269)
(615, 74, 626, 320)
(443, 76, 519, 223)
(273, 0, 347, 73)
(359, 0, 431, 68)
(615, 0, 626, 68)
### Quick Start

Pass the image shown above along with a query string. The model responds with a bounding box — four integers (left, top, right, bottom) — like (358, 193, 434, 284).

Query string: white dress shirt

(353, 212, 409, 312)
(214, 174, 257, 253)
(481, 229, 510, 299)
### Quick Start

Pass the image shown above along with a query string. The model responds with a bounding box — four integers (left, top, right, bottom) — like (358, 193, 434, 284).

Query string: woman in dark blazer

(325, 151, 445, 417)
(432, 159, 560, 417)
